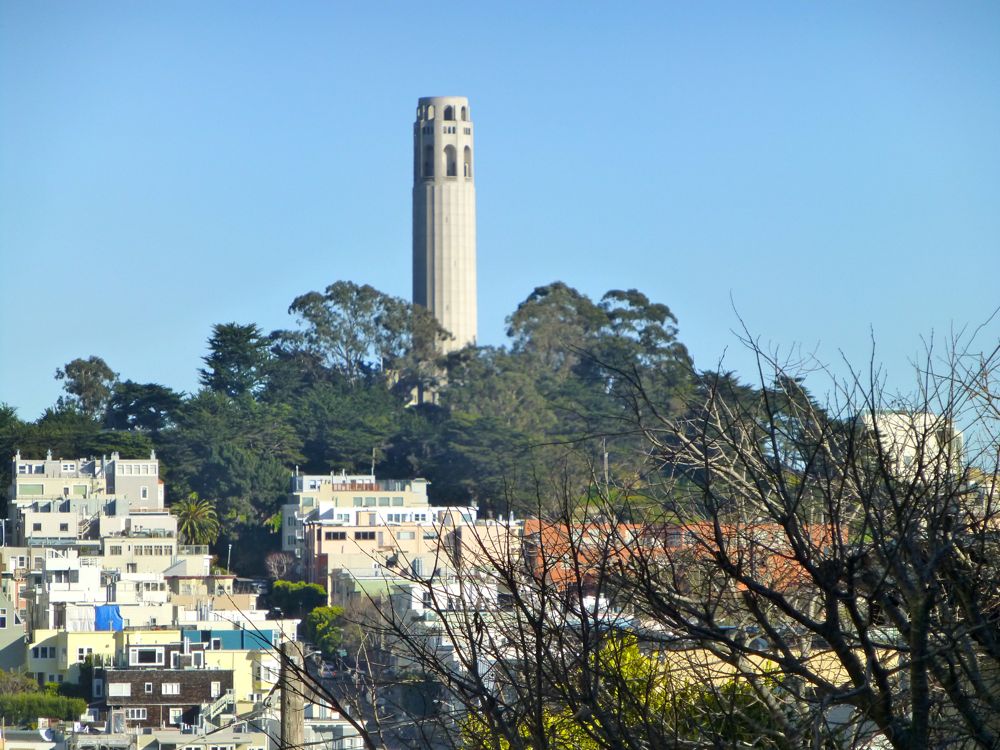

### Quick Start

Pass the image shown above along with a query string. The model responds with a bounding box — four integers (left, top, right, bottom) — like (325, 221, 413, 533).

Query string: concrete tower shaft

(412, 96, 477, 352)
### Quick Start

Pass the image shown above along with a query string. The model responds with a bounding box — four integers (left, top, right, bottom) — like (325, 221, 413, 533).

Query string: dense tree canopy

(1, 280, 711, 571)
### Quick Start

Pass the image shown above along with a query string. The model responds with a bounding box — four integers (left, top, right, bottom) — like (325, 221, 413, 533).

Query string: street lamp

(227, 543, 232, 574)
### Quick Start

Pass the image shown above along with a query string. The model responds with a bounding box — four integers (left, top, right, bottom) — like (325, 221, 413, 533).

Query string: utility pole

(279, 641, 305, 750)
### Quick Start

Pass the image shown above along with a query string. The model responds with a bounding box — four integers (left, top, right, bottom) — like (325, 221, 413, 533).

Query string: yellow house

(205, 648, 279, 706)
(26, 629, 117, 685)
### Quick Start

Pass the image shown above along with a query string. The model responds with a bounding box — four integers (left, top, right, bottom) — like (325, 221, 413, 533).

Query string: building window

(109, 545, 122, 555)
(108, 683, 131, 697)
(59, 523, 69, 532)
(460, 105, 467, 120)
(77, 647, 92, 662)
(32, 523, 42, 532)
(378, 497, 390, 507)
(444, 145, 457, 177)
(325, 531, 346, 541)
(443, 105, 454, 120)
(125, 708, 147, 720)
(169, 707, 183, 725)
(162, 682, 180, 695)
(398, 531, 415, 541)
(0, 609, 7, 628)
(211, 638, 222, 650)
(422, 145, 434, 178)
(210, 681, 221, 698)
(354, 531, 375, 541)
(140, 486, 149, 500)
(130, 647, 164, 666)
(464, 146, 473, 178)
(144, 682, 153, 694)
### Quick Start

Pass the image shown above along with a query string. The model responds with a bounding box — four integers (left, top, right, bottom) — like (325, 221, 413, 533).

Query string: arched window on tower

(427, 105, 435, 120)
(444, 145, 457, 177)
(423, 145, 434, 178)
(463, 146, 472, 179)
(444, 105, 455, 121)
(460, 106, 467, 121)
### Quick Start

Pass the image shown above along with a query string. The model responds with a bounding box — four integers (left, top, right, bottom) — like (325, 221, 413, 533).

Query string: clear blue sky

(2, 2, 998, 420)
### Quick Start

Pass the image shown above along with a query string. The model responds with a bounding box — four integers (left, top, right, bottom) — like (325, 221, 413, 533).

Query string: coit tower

(412, 96, 477, 352)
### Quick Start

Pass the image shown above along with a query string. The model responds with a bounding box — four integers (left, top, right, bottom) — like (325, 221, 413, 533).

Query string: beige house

(305, 502, 521, 611)
(282, 473, 432, 561)
(8, 451, 165, 546)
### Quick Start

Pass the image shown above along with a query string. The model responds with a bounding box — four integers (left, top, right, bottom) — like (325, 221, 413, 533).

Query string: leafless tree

(266, 551, 297, 581)
(282, 332, 1000, 750)
(609, 332, 1000, 749)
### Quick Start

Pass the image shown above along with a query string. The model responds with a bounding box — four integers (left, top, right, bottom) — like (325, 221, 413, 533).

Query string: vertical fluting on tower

(412, 96, 477, 352)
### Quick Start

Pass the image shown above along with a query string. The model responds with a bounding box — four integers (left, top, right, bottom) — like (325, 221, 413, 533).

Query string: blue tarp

(95, 604, 123, 631)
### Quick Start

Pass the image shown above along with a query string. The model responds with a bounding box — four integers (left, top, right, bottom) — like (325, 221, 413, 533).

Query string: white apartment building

(861, 411, 964, 479)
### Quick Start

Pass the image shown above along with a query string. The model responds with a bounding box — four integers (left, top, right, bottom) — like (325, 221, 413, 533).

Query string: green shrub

(0, 693, 87, 725)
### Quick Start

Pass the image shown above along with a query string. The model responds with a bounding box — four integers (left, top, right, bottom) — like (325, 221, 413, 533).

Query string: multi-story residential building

(0, 587, 26, 670)
(303, 503, 482, 607)
(861, 411, 964, 479)
(100, 534, 182, 576)
(27, 628, 117, 685)
(28, 548, 106, 630)
(98, 637, 234, 729)
(0, 546, 31, 624)
(281, 473, 431, 560)
(182, 628, 281, 708)
(8, 451, 166, 547)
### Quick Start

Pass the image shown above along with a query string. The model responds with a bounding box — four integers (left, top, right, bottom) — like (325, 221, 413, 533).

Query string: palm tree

(172, 492, 220, 545)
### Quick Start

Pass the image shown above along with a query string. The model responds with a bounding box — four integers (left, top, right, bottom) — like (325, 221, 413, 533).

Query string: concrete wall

(413, 95, 477, 351)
